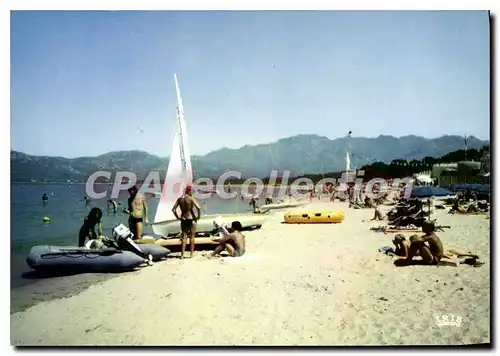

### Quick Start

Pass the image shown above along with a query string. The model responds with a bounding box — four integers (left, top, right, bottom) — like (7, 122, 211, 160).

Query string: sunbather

(397, 221, 443, 266)
(393, 234, 410, 258)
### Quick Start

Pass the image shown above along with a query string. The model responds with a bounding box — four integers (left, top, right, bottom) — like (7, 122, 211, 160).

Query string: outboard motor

(213, 216, 230, 237)
(112, 224, 153, 265)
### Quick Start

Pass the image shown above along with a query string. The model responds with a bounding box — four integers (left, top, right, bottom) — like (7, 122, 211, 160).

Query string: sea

(10, 183, 270, 312)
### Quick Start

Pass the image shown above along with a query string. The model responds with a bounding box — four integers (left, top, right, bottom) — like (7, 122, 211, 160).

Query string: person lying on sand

(172, 185, 201, 259)
(396, 221, 443, 266)
(78, 207, 103, 247)
(210, 221, 246, 258)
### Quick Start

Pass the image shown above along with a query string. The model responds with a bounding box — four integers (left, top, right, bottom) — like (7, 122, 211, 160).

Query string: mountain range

(11, 134, 488, 182)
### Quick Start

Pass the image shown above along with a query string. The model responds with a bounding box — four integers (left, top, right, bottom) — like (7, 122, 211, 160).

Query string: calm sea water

(10, 184, 263, 256)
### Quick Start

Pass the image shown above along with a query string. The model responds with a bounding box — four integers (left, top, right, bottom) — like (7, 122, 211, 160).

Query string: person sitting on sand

(397, 221, 443, 266)
(78, 207, 103, 247)
(371, 203, 384, 221)
(392, 234, 410, 258)
(210, 221, 246, 258)
(172, 185, 201, 259)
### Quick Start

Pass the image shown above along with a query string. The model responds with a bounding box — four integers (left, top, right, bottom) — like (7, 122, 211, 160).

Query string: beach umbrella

(469, 184, 490, 193)
(410, 186, 455, 198)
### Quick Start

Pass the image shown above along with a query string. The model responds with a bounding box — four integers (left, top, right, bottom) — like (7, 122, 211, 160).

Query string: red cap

(185, 185, 193, 192)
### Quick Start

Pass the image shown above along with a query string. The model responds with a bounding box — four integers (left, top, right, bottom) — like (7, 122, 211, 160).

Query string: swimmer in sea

(123, 186, 149, 239)
(210, 221, 246, 258)
(172, 185, 201, 259)
(249, 197, 258, 210)
(84, 195, 91, 205)
(42, 193, 49, 206)
(78, 207, 103, 247)
(107, 199, 118, 214)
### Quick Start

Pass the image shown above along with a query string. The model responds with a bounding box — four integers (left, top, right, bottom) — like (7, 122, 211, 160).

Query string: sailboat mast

(346, 131, 352, 178)
(174, 74, 187, 172)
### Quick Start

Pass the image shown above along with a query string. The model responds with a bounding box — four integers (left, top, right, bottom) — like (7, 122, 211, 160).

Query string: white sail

(174, 74, 193, 184)
(153, 74, 192, 231)
(154, 133, 181, 224)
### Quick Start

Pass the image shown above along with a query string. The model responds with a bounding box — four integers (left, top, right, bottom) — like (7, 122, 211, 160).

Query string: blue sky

(11, 10, 490, 158)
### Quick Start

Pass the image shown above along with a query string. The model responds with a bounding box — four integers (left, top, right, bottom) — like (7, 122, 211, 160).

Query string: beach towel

(370, 226, 420, 233)
(378, 246, 396, 255)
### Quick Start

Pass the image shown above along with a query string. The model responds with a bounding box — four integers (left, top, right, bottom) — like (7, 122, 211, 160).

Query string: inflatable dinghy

(26, 245, 148, 272)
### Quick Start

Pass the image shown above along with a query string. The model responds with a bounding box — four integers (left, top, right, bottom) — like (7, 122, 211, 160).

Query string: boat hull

(136, 236, 219, 247)
(151, 213, 267, 236)
(26, 245, 147, 272)
(260, 201, 307, 211)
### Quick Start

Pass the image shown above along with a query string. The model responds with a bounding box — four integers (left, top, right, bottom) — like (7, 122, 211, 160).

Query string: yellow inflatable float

(43, 216, 51, 223)
(284, 210, 345, 224)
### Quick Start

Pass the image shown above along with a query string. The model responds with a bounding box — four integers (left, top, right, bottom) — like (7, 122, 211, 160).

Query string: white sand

(10, 201, 490, 346)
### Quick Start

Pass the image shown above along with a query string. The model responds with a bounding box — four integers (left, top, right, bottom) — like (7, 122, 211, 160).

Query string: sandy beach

(10, 201, 490, 346)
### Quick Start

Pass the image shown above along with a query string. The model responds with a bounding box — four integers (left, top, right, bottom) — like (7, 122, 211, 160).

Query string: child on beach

(371, 203, 384, 221)
(393, 234, 410, 258)
(78, 207, 103, 247)
(396, 221, 444, 266)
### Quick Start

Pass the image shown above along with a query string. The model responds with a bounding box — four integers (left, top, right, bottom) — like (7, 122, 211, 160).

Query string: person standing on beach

(123, 186, 149, 239)
(172, 185, 201, 259)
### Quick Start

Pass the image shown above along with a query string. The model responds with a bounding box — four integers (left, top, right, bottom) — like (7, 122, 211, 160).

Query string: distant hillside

(11, 134, 488, 182)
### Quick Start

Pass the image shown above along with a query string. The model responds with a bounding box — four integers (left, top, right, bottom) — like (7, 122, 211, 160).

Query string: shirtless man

(124, 186, 149, 239)
(172, 185, 201, 259)
(210, 221, 246, 258)
(398, 221, 443, 265)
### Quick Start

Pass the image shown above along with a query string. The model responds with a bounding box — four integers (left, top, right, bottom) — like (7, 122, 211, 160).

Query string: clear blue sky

(11, 10, 490, 158)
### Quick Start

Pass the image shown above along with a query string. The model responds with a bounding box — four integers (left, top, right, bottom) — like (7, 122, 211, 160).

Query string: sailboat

(137, 74, 266, 245)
